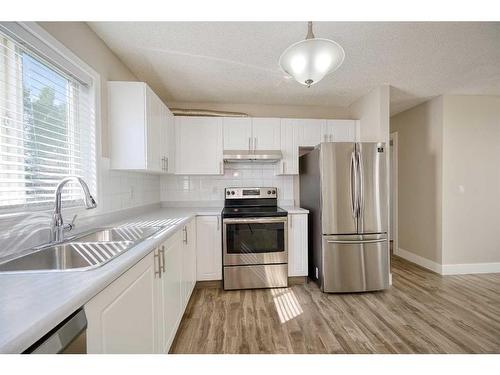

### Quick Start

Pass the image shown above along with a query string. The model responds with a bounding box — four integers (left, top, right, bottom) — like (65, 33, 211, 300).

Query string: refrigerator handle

(350, 151, 358, 218)
(327, 239, 386, 244)
(356, 150, 363, 217)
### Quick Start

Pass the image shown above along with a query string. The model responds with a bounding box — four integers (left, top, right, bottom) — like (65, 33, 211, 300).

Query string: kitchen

(1, 2, 500, 373)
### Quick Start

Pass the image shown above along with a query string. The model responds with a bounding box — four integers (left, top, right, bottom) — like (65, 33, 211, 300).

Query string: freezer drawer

(321, 234, 389, 293)
(223, 264, 288, 290)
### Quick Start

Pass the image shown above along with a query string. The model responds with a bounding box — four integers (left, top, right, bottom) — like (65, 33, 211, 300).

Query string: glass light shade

(279, 38, 345, 87)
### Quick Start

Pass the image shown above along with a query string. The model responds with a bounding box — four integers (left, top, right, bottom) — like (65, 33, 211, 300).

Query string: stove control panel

(225, 187, 277, 199)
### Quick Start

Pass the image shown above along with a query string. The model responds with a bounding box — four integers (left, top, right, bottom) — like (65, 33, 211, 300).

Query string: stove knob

(231, 191, 235, 195)
(272, 190, 276, 195)
(226, 191, 230, 195)
(267, 190, 271, 195)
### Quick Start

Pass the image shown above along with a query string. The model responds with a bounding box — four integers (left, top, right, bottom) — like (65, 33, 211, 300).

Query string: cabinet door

(288, 213, 309, 277)
(277, 119, 300, 175)
(322, 120, 356, 142)
(108, 82, 147, 170)
(297, 119, 324, 147)
(175, 117, 224, 175)
(196, 216, 222, 281)
(146, 87, 163, 172)
(165, 108, 175, 173)
(160, 232, 183, 353)
(85, 252, 157, 354)
(181, 218, 197, 309)
(223, 117, 252, 150)
(252, 118, 281, 151)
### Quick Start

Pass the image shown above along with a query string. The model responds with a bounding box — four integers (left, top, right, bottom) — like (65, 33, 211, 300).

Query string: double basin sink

(0, 226, 164, 273)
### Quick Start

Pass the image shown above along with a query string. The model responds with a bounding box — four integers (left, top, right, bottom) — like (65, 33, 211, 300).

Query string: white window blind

(0, 28, 96, 212)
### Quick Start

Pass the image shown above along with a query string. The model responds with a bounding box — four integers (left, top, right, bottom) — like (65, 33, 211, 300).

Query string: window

(0, 26, 96, 212)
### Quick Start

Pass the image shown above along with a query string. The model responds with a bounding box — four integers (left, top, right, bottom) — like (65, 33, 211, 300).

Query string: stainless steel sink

(0, 225, 164, 273)
(73, 226, 161, 243)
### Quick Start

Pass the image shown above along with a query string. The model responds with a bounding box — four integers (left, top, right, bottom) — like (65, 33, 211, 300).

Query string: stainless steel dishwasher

(23, 309, 87, 354)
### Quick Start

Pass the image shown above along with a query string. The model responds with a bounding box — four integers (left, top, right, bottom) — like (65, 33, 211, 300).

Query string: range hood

(223, 150, 282, 163)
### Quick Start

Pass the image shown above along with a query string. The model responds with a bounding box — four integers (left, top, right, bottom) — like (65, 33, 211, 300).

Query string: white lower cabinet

(85, 252, 158, 354)
(181, 218, 197, 309)
(157, 231, 183, 353)
(85, 219, 197, 354)
(288, 212, 309, 277)
(196, 215, 222, 281)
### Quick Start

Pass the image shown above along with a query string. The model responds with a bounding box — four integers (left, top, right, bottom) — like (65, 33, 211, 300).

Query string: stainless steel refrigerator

(299, 142, 390, 292)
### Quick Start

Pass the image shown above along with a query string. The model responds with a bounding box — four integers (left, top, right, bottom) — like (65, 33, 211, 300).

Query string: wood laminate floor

(170, 256, 500, 354)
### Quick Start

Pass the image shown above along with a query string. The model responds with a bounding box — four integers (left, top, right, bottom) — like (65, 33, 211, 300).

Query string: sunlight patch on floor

(271, 288, 303, 323)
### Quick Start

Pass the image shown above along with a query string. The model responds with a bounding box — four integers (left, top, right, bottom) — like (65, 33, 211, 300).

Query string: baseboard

(288, 276, 308, 285)
(441, 262, 500, 275)
(394, 248, 442, 274)
(395, 248, 500, 275)
(195, 280, 222, 289)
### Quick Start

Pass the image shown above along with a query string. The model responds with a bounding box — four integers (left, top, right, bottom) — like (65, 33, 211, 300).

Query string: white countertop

(280, 206, 309, 214)
(0, 206, 220, 354)
(0, 204, 307, 353)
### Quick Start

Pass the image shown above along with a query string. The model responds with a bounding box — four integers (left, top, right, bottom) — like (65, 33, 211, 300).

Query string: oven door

(223, 217, 288, 266)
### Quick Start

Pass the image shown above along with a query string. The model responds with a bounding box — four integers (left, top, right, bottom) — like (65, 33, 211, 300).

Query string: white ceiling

(88, 22, 500, 115)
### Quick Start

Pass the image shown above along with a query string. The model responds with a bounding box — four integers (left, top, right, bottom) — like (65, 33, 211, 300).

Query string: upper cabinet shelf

(108, 81, 174, 174)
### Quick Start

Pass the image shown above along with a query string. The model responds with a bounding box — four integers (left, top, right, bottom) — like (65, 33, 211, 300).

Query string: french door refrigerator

(299, 142, 389, 292)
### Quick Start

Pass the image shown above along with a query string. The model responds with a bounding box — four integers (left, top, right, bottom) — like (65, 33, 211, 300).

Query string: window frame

(0, 22, 102, 220)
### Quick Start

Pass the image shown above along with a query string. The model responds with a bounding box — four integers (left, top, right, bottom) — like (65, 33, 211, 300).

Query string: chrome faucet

(51, 176, 97, 243)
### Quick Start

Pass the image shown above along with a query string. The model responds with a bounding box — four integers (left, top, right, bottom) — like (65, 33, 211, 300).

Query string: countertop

(0, 206, 220, 354)
(280, 206, 309, 214)
(0, 204, 307, 353)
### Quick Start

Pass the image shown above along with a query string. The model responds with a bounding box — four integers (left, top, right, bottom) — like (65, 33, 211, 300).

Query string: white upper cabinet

(108, 81, 172, 174)
(321, 120, 358, 142)
(222, 117, 281, 151)
(251, 118, 281, 150)
(175, 116, 224, 175)
(297, 119, 325, 147)
(277, 119, 301, 175)
(223, 117, 252, 150)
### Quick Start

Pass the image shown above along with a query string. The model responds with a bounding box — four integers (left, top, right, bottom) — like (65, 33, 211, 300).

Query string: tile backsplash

(99, 158, 160, 213)
(161, 163, 294, 203)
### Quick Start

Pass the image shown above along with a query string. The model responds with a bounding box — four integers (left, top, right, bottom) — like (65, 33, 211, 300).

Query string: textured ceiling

(88, 22, 500, 115)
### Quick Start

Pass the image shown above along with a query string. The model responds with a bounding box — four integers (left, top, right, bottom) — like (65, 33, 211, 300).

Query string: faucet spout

(51, 176, 97, 243)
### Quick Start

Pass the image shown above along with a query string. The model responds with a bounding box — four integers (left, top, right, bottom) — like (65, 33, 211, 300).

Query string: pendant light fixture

(279, 22, 345, 87)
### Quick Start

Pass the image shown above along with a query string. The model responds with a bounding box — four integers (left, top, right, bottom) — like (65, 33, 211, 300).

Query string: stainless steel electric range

(222, 187, 288, 290)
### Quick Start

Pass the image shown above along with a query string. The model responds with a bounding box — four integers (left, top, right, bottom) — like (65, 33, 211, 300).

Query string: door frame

(389, 132, 399, 254)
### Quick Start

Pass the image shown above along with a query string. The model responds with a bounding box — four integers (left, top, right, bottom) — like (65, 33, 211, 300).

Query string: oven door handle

(222, 217, 288, 224)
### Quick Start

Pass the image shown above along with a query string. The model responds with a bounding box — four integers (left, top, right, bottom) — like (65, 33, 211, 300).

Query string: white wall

(349, 85, 390, 143)
(390, 97, 444, 264)
(390, 94, 500, 274)
(442, 95, 500, 267)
